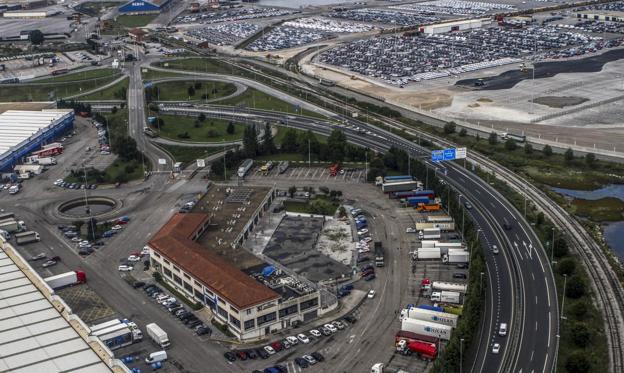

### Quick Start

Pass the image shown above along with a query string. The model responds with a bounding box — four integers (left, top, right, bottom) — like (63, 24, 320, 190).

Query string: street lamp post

(460, 337, 465, 373)
(551, 227, 556, 264)
(480, 272, 485, 294)
(561, 274, 568, 321)
(458, 194, 465, 241)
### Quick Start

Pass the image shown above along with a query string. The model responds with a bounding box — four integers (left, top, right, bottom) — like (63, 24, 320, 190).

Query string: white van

(499, 323, 508, 336)
(145, 350, 167, 364)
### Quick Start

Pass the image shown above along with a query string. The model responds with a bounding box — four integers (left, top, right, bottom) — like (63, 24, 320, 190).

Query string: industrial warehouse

(148, 185, 322, 341)
(0, 109, 73, 172)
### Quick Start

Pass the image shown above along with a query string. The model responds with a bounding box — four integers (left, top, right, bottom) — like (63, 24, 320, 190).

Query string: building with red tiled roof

(147, 186, 321, 341)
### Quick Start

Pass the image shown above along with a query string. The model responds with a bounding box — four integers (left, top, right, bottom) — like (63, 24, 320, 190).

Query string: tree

(564, 147, 574, 162)
(443, 122, 456, 134)
(569, 322, 590, 348)
(536, 212, 544, 226)
(475, 133, 480, 142)
(585, 152, 595, 166)
(504, 138, 517, 151)
(554, 238, 569, 258)
(459, 128, 467, 137)
(243, 125, 258, 157)
(29, 30, 44, 44)
(565, 351, 591, 373)
(113, 136, 139, 161)
(262, 122, 276, 154)
(327, 129, 347, 162)
(524, 143, 533, 154)
(569, 300, 589, 319)
(488, 132, 498, 145)
(565, 275, 586, 299)
(194, 81, 202, 90)
(557, 258, 576, 276)
(226, 122, 235, 134)
(211, 158, 224, 176)
(288, 186, 297, 198)
(198, 113, 206, 122)
(187, 85, 196, 97)
(280, 128, 299, 153)
(543, 145, 553, 157)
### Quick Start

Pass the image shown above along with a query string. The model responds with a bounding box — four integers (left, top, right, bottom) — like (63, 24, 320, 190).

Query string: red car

(235, 350, 247, 360)
(271, 341, 283, 352)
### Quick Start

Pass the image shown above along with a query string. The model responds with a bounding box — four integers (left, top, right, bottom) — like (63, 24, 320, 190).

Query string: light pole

(458, 194, 465, 241)
(460, 337, 465, 373)
(480, 272, 484, 294)
(561, 274, 568, 321)
(551, 227, 556, 264)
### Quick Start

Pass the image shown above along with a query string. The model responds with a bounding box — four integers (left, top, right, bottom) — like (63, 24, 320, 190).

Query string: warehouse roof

(0, 109, 72, 154)
(0, 245, 113, 373)
(149, 213, 280, 310)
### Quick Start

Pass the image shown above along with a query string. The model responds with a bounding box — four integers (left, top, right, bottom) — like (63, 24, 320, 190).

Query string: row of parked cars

(140, 283, 212, 336)
(53, 179, 97, 190)
(226, 316, 356, 369)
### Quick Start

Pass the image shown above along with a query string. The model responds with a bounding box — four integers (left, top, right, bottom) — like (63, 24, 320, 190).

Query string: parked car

(264, 346, 276, 355)
(42, 260, 57, 268)
(343, 315, 357, 324)
(118, 265, 133, 271)
(297, 334, 310, 344)
(294, 357, 309, 368)
(286, 336, 299, 346)
(364, 273, 376, 281)
(29, 253, 46, 261)
(224, 352, 236, 362)
(282, 339, 291, 349)
(311, 352, 325, 362)
(128, 255, 141, 262)
(132, 281, 146, 288)
(453, 273, 467, 279)
(271, 341, 283, 352)
(320, 327, 331, 336)
(257, 348, 269, 359)
(303, 355, 317, 365)
(324, 324, 337, 333)
(246, 349, 258, 359)
(309, 329, 321, 337)
(332, 321, 345, 330)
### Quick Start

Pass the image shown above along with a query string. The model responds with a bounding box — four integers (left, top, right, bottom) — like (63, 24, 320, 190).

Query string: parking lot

(0, 50, 98, 81)
(328, 8, 441, 27)
(389, 0, 514, 16)
(173, 7, 296, 25)
(246, 165, 365, 183)
(184, 23, 260, 46)
(319, 24, 613, 85)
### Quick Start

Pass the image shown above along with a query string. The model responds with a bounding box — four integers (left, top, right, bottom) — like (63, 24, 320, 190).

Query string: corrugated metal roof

(0, 110, 72, 155)
(0, 247, 112, 373)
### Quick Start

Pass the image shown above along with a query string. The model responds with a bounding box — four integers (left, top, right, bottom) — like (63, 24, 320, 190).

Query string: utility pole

(460, 338, 465, 373)
(561, 274, 568, 321)
(551, 227, 556, 264)
(223, 139, 227, 180)
(365, 150, 368, 182)
(308, 138, 311, 167)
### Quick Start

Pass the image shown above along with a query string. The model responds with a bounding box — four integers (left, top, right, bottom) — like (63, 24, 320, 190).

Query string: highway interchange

(11, 49, 623, 373)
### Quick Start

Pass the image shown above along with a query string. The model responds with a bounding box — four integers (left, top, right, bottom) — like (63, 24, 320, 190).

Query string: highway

(160, 102, 558, 372)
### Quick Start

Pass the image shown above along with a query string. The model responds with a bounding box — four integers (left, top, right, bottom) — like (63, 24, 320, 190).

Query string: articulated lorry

(44, 270, 86, 289)
(0, 219, 24, 233)
(146, 323, 170, 348)
(416, 247, 441, 260)
(432, 281, 468, 293)
(419, 228, 441, 240)
(431, 291, 462, 305)
(401, 318, 452, 340)
(15, 231, 40, 245)
(442, 249, 469, 264)
(395, 339, 437, 360)
(400, 307, 459, 328)
(374, 242, 384, 267)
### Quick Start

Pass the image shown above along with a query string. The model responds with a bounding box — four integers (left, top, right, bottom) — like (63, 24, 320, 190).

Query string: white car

(111, 225, 123, 231)
(358, 248, 370, 254)
(309, 329, 321, 337)
(332, 321, 345, 330)
(361, 237, 373, 243)
(264, 346, 276, 355)
(406, 227, 417, 233)
(357, 229, 369, 235)
(71, 237, 81, 242)
(54, 179, 64, 186)
(286, 336, 299, 345)
(324, 323, 337, 333)
(303, 355, 317, 365)
(368, 290, 376, 298)
(297, 333, 310, 344)
(127, 255, 141, 262)
(118, 265, 133, 271)
(492, 343, 501, 354)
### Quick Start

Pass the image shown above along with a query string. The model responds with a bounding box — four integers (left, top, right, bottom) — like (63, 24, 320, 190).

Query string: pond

(552, 184, 624, 262)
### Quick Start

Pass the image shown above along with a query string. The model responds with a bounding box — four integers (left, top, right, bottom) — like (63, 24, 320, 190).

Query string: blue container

(418, 304, 445, 312)
(384, 175, 413, 182)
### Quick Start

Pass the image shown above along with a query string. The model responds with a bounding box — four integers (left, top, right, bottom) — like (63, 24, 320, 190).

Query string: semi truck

(406, 196, 430, 207)
(374, 242, 384, 267)
(501, 132, 526, 143)
(401, 307, 459, 328)
(416, 221, 455, 231)
(329, 164, 341, 176)
(44, 270, 86, 289)
(396, 339, 437, 360)
(395, 330, 439, 345)
(416, 247, 441, 260)
(15, 231, 40, 244)
(146, 323, 170, 348)
(401, 318, 452, 340)
(431, 291, 462, 304)
(37, 157, 57, 165)
(0, 219, 24, 233)
(427, 215, 454, 223)
(442, 249, 469, 264)
(382, 181, 421, 193)
(419, 228, 441, 240)
(237, 159, 253, 178)
(432, 281, 468, 293)
(416, 203, 441, 212)
(420, 240, 437, 248)
(418, 304, 445, 313)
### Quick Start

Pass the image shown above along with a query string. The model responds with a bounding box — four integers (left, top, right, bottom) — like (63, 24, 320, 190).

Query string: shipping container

(431, 291, 462, 304)
(416, 247, 441, 260)
(418, 304, 445, 313)
(401, 318, 452, 340)
(432, 281, 467, 293)
(395, 330, 439, 345)
(382, 181, 421, 193)
(401, 307, 459, 328)
(416, 221, 456, 231)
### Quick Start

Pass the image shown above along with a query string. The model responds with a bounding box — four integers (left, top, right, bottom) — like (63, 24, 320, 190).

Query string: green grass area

(151, 80, 237, 101)
(570, 197, 624, 222)
(255, 153, 306, 162)
(64, 158, 145, 184)
(142, 68, 190, 81)
(283, 196, 339, 216)
(0, 74, 122, 101)
(159, 144, 222, 165)
(116, 14, 157, 28)
(216, 87, 323, 118)
(80, 77, 128, 100)
(154, 58, 231, 75)
(37, 68, 119, 83)
(273, 125, 328, 145)
(151, 114, 245, 142)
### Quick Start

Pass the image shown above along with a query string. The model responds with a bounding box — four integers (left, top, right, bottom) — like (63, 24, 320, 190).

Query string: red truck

(329, 164, 341, 177)
(395, 330, 439, 345)
(396, 339, 437, 360)
(32, 146, 63, 157)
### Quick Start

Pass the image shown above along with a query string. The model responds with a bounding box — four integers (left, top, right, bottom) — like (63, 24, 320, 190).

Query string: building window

(173, 274, 182, 285)
(246, 309, 252, 315)
(218, 298, 226, 305)
(153, 252, 161, 258)
(184, 281, 193, 293)
(183, 273, 191, 280)
(173, 266, 180, 272)
(229, 306, 239, 314)
(257, 312, 277, 326)
(300, 298, 319, 311)
(279, 304, 298, 318)
(163, 268, 172, 278)
(244, 319, 255, 330)
(217, 306, 228, 320)
(194, 280, 202, 287)
(163, 259, 170, 265)
(230, 316, 240, 329)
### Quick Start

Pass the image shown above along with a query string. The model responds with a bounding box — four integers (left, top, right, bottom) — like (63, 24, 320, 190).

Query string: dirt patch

(477, 97, 493, 102)
(531, 96, 589, 108)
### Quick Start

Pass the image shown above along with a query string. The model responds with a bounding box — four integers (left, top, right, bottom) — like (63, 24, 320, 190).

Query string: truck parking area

(247, 165, 365, 183)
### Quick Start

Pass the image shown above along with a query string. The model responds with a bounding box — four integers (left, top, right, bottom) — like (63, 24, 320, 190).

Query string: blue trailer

(418, 304, 445, 312)
(384, 175, 413, 182)
(405, 196, 430, 206)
